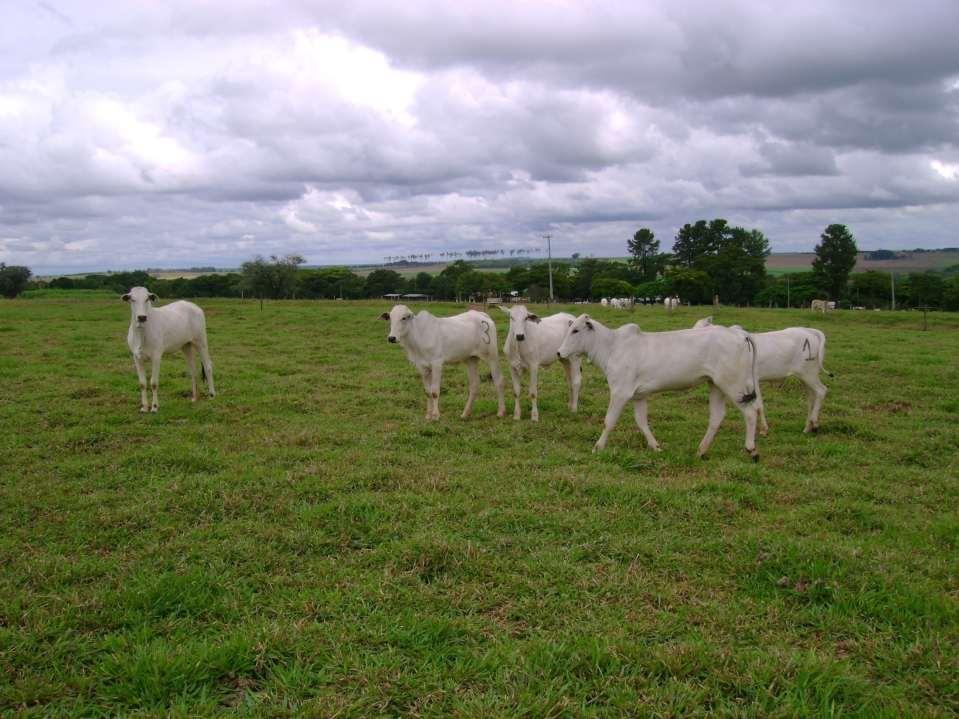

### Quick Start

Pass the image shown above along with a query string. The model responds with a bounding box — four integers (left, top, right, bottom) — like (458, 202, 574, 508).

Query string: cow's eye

(571, 329, 579, 334)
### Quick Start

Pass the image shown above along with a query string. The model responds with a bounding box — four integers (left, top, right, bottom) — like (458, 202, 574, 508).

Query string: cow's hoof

(139, 407, 148, 413)
(531, 415, 539, 422)
(150, 407, 158, 414)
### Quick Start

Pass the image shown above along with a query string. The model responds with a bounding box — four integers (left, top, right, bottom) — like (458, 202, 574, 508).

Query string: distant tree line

(19, 222, 959, 310)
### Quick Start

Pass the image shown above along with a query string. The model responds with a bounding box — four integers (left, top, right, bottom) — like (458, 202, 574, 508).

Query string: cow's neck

(402, 314, 431, 361)
(585, 321, 615, 375)
(130, 318, 146, 353)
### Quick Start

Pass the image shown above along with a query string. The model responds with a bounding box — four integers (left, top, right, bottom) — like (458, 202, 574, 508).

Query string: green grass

(1, 298, 957, 716)
(19, 288, 117, 299)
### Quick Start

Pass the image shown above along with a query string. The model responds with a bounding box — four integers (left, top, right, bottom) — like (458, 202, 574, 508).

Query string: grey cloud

(2, 0, 959, 273)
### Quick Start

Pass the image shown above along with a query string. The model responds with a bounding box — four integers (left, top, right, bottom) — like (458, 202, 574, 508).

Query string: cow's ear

(148, 293, 158, 302)
(498, 305, 511, 314)
(567, 319, 573, 327)
(585, 320, 594, 330)
(121, 293, 131, 302)
(379, 312, 390, 321)
(527, 313, 540, 323)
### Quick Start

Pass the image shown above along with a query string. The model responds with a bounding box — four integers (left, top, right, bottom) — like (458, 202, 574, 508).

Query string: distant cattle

(811, 299, 835, 312)
(381, 304, 506, 420)
(694, 317, 829, 434)
(558, 315, 762, 459)
(122, 286, 215, 413)
(500, 305, 582, 421)
(664, 296, 680, 310)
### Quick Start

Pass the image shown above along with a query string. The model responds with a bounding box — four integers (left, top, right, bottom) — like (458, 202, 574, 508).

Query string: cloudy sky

(2, 0, 959, 274)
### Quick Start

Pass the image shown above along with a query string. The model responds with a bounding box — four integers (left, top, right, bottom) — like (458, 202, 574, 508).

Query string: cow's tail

(740, 334, 760, 405)
(815, 329, 833, 378)
(201, 363, 207, 381)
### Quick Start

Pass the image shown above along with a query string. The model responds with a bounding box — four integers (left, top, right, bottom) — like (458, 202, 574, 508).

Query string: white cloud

(931, 159, 959, 180)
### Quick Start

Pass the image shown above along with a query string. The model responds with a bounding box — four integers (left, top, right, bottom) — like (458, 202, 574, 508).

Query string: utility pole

(891, 272, 896, 311)
(543, 232, 554, 302)
(786, 274, 790, 308)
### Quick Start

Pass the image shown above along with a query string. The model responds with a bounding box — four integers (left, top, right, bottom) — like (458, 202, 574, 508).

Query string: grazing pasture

(0, 298, 957, 716)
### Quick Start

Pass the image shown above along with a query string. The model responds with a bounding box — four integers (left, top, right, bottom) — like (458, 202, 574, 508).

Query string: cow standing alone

(123, 286, 215, 412)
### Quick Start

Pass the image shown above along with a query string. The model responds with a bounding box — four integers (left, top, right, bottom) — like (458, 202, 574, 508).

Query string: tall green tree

(240, 254, 305, 299)
(812, 224, 858, 300)
(627, 228, 660, 282)
(669, 219, 768, 304)
(672, 220, 723, 268)
(364, 269, 405, 298)
(0, 264, 32, 298)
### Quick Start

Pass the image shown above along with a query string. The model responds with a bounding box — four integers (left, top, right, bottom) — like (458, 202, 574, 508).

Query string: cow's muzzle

(388, 336, 397, 343)
(516, 334, 525, 342)
(137, 315, 148, 323)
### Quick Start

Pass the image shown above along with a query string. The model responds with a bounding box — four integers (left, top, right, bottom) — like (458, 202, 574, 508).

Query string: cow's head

(693, 316, 713, 329)
(499, 304, 540, 342)
(557, 313, 595, 359)
(380, 304, 414, 343)
(122, 286, 158, 325)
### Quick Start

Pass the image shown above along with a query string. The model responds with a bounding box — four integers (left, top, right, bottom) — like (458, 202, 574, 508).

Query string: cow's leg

(803, 378, 828, 433)
(133, 354, 148, 412)
(183, 343, 198, 402)
(633, 397, 661, 451)
(563, 356, 582, 413)
(528, 363, 540, 421)
(758, 396, 770, 436)
(509, 363, 523, 420)
(418, 366, 433, 420)
(149, 352, 162, 413)
(593, 392, 630, 452)
(428, 361, 443, 419)
(488, 356, 506, 418)
(697, 384, 727, 458)
(196, 336, 215, 397)
(462, 358, 480, 419)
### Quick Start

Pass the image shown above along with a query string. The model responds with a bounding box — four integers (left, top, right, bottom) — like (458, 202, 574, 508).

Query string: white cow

(381, 304, 506, 420)
(122, 286, 215, 413)
(600, 298, 609, 307)
(693, 317, 829, 434)
(810, 299, 835, 313)
(500, 305, 583, 421)
(558, 315, 761, 458)
(665, 296, 680, 311)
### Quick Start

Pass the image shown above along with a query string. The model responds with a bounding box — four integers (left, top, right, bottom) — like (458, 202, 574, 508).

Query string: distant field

(149, 271, 229, 280)
(767, 250, 959, 274)
(1, 298, 956, 715)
